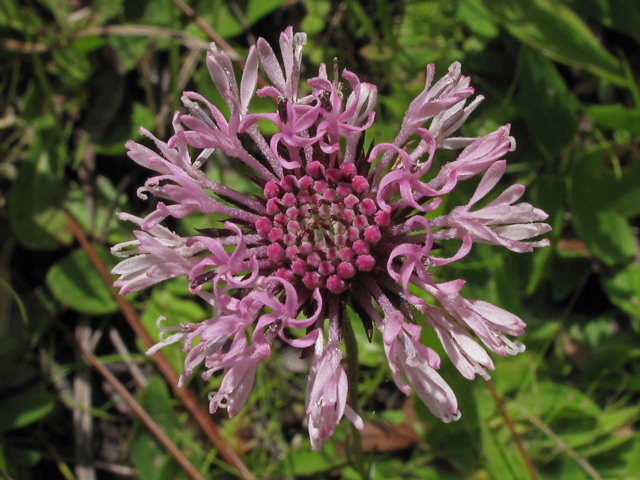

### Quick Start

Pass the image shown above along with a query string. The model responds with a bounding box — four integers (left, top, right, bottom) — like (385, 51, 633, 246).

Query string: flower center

(254, 161, 389, 293)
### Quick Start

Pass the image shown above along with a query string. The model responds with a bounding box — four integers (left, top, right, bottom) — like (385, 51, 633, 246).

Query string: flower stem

(342, 310, 369, 480)
(485, 379, 538, 480)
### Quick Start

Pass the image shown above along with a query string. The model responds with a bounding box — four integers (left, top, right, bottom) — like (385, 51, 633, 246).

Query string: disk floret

(257, 160, 385, 294)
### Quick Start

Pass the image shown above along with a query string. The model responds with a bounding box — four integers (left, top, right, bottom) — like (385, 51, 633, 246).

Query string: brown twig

(1, 39, 48, 53)
(172, 0, 242, 61)
(74, 318, 96, 480)
(0, 465, 15, 480)
(64, 211, 255, 480)
(156, 48, 201, 137)
(109, 328, 148, 388)
(68, 325, 207, 480)
(485, 379, 538, 480)
(172, 0, 272, 92)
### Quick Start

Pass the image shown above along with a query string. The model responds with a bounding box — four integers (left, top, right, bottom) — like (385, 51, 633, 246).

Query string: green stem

(342, 311, 369, 480)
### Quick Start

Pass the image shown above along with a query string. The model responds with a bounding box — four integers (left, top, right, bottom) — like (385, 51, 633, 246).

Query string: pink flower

(308, 69, 376, 154)
(437, 293, 527, 357)
(432, 160, 552, 252)
(421, 305, 496, 380)
(392, 332, 460, 422)
(111, 213, 204, 294)
(306, 319, 363, 451)
(113, 27, 550, 449)
(206, 342, 265, 417)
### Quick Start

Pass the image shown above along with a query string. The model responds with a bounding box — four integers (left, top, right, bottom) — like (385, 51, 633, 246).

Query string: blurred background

(1, 0, 640, 479)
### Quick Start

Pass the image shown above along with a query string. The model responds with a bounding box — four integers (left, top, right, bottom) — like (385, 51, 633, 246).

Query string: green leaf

(71, 36, 107, 53)
(301, 0, 332, 35)
(285, 444, 339, 476)
(526, 174, 566, 294)
(64, 176, 131, 246)
(123, 0, 173, 26)
(586, 104, 640, 135)
(395, 1, 463, 65)
(578, 432, 634, 457)
(567, 0, 640, 47)
(580, 315, 617, 347)
(559, 453, 588, 480)
(131, 377, 207, 479)
(593, 209, 635, 262)
(141, 287, 208, 374)
(106, 35, 150, 72)
(493, 254, 523, 316)
(480, 0, 624, 84)
(0, 276, 29, 327)
(50, 45, 94, 89)
(449, 243, 518, 308)
(520, 48, 578, 158)
(516, 382, 600, 420)
(602, 263, 640, 323)
(94, 102, 156, 155)
(0, 0, 43, 33)
(191, 0, 242, 39)
(344, 0, 376, 38)
(131, 378, 181, 480)
(357, 43, 396, 62)
(481, 420, 530, 480)
(36, 0, 71, 24)
(246, 0, 288, 23)
(0, 384, 54, 434)
(598, 406, 640, 434)
(368, 458, 403, 480)
(610, 157, 640, 219)
(46, 247, 119, 315)
(9, 131, 71, 250)
(582, 344, 640, 392)
(0, 364, 37, 391)
(457, 0, 499, 38)
(570, 148, 637, 265)
(626, 434, 640, 479)
(608, 1, 640, 45)
(92, 0, 123, 21)
(491, 353, 530, 397)
(550, 257, 589, 301)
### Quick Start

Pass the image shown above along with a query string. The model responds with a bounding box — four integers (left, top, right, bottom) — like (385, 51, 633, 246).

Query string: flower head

(112, 27, 550, 450)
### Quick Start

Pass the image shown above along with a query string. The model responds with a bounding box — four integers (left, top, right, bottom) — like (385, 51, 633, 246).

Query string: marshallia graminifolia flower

(112, 27, 550, 451)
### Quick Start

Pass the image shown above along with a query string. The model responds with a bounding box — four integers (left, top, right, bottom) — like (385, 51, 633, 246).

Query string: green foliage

(141, 279, 209, 374)
(570, 147, 640, 265)
(94, 103, 157, 156)
(520, 48, 578, 159)
(2, 0, 640, 478)
(0, 385, 54, 435)
(9, 128, 71, 250)
(602, 263, 640, 325)
(480, 0, 625, 84)
(131, 377, 207, 480)
(46, 247, 119, 315)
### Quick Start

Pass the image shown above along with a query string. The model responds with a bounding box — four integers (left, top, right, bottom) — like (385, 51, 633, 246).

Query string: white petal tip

(293, 32, 307, 46)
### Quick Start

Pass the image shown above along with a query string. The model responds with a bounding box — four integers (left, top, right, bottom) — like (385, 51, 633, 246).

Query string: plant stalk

(342, 310, 369, 480)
